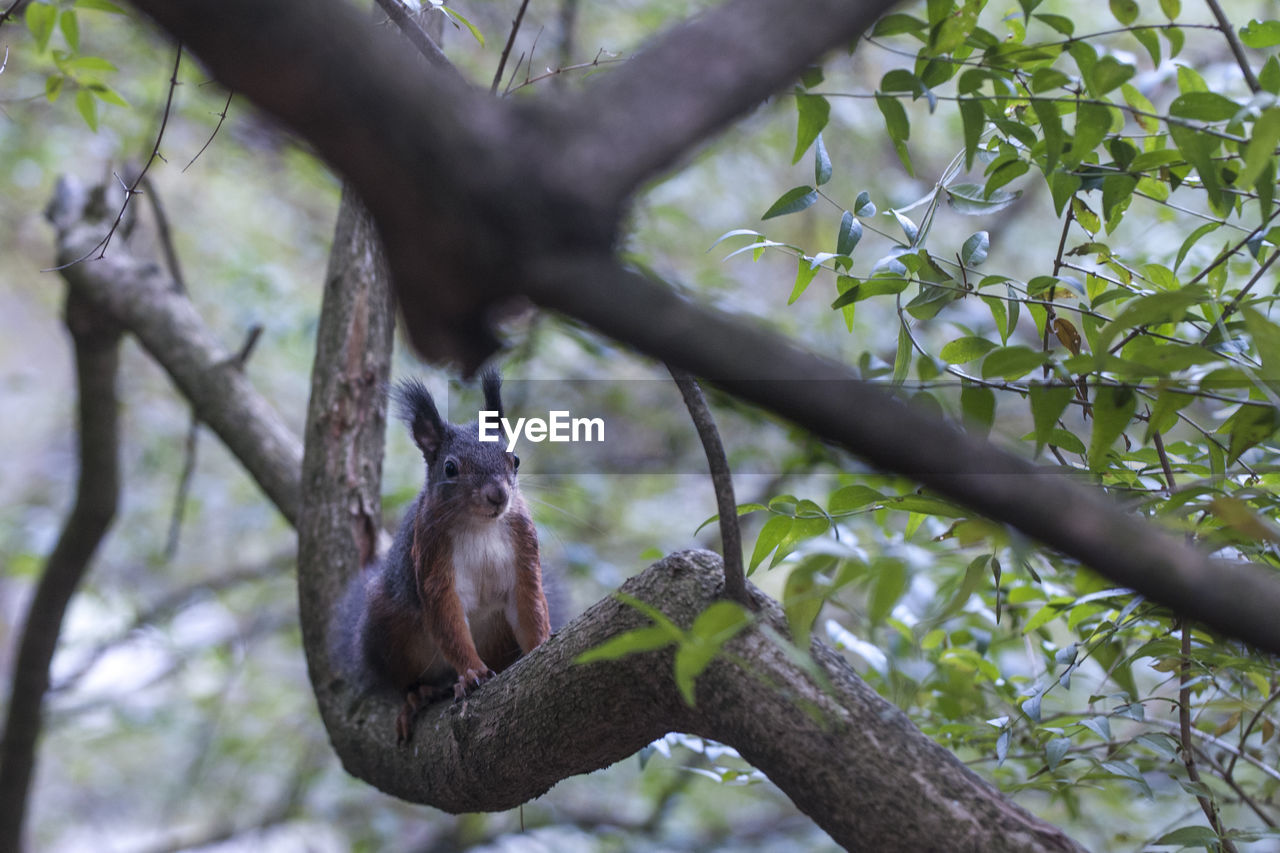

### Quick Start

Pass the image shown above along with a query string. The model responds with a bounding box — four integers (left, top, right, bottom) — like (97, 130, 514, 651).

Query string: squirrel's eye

(443, 459, 459, 478)
(511, 454, 520, 471)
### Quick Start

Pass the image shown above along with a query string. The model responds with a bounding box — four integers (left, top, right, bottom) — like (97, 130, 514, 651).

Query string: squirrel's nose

(482, 483, 508, 514)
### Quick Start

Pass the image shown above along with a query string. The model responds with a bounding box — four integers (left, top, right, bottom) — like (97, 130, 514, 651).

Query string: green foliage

(724, 0, 1280, 845)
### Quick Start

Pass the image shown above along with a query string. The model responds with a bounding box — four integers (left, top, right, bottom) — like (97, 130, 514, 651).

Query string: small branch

(0, 292, 123, 853)
(1152, 427, 1176, 493)
(45, 46, 183, 272)
(667, 366, 747, 605)
(1178, 622, 1239, 853)
(139, 174, 186, 292)
(492, 0, 533, 94)
(1205, 0, 1261, 94)
(0, 0, 21, 27)
(183, 90, 232, 173)
(1226, 684, 1280, 781)
(373, 0, 456, 76)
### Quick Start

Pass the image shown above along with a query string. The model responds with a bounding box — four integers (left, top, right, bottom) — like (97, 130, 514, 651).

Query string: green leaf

(783, 557, 833, 647)
(25, 2, 57, 52)
(868, 558, 908, 624)
(941, 336, 997, 364)
(893, 319, 911, 385)
(1240, 108, 1280, 191)
(1110, 0, 1138, 25)
(1098, 286, 1208, 350)
(1035, 12, 1074, 36)
(1146, 387, 1194, 441)
(1174, 221, 1219, 271)
(961, 231, 989, 266)
(877, 93, 910, 141)
(1029, 383, 1074, 456)
(1072, 101, 1113, 160)
(872, 13, 928, 37)
(1088, 385, 1137, 473)
(961, 384, 996, 435)
(75, 87, 98, 131)
(789, 256, 821, 304)
(1087, 55, 1135, 96)
(1169, 92, 1240, 121)
(762, 186, 818, 220)
(794, 94, 830, 163)
(836, 211, 862, 255)
(959, 98, 984, 170)
(1121, 84, 1159, 133)
(984, 295, 1010, 343)
(1167, 120, 1224, 210)
(1133, 26, 1161, 67)
(829, 485, 882, 514)
(981, 345, 1050, 380)
(674, 601, 751, 706)
(946, 183, 1021, 214)
(892, 210, 919, 244)
(575, 625, 678, 663)
(750, 515, 793, 573)
(855, 190, 876, 217)
(930, 0, 980, 54)
(1245, 307, 1280, 378)
(1045, 737, 1071, 771)
(1153, 825, 1223, 847)
(1224, 405, 1280, 465)
(440, 6, 484, 45)
(1262, 56, 1280, 94)
(1159, 0, 1180, 19)
(45, 74, 65, 102)
(1031, 99, 1064, 175)
(1240, 19, 1280, 49)
(59, 8, 79, 52)
(813, 133, 832, 186)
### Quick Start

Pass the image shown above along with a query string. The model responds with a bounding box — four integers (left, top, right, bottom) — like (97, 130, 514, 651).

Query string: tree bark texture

(120, 0, 1280, 657)
(0, 288, 122, 853)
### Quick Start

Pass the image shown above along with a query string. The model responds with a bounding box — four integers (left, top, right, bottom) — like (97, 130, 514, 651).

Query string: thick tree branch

(46, 177, 303, 524)
(0, 289, 122, 853)
(548, 0, 898, 202)
(528, 257, 1280, 656)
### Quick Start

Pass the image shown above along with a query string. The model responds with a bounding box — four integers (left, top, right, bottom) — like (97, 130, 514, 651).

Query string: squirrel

(332, 370, 552, 742)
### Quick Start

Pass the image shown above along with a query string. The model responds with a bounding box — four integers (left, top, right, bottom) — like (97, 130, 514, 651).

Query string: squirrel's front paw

(452, 667, 494, 700)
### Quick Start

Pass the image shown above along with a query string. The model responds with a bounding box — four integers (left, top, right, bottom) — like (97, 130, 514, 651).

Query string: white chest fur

(450, 520, 517, 620)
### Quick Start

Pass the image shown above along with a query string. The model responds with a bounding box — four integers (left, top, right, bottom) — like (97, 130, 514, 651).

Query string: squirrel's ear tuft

(480, 367, 504, 422)
(393, 378, 446, 459)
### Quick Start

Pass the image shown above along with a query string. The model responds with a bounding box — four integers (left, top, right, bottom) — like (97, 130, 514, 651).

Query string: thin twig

(43, 46, 183, 272)
(182, 90, 233, 172)
(1205, 0, 1261, 94)
(140, 174, 186, 291)
(1152, 427, 1177, 493)
(492, 0, 533, 94)
(1179, 622, 1239, 852)
(668, 366, 747, 605)
(166, 324, 261, 558)
(1225, 684, 1280, 781)
(0, 0, 21, 27)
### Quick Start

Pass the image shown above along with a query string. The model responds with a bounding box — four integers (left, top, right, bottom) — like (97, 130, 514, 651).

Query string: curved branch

(668, 366, 746, 605)
(0, 291, 122, 853)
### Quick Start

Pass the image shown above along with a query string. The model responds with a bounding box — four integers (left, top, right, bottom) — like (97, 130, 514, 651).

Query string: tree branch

(46, 176, 303, 524)
(668, 366, 746, 605)
(548, 0, 899, 203)
(0, 289, 122, 853)
(527, 256, 1280, 656)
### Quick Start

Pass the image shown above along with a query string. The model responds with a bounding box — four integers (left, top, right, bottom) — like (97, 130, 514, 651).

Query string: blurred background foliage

(2, 0, 1280, 850)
